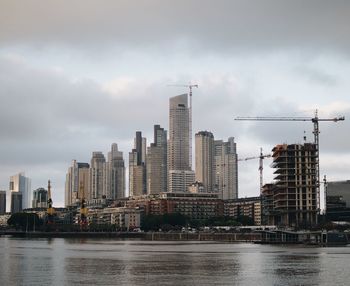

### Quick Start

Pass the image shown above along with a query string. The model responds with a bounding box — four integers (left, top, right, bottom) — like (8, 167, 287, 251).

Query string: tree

(8, 213, 42, 231)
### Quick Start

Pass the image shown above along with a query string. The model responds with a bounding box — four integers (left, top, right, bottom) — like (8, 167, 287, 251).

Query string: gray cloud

(1, 1, 349, 206)
(1, 1, 350, 56)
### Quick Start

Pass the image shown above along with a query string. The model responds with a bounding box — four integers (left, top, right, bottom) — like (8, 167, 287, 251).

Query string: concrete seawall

(0, 231, 261, 242)
(145, 232, 261, 242)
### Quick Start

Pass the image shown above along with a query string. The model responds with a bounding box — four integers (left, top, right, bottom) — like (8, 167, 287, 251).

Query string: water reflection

(271, 251, 321, 286)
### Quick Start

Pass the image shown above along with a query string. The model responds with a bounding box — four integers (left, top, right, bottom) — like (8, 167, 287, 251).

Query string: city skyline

(1, 1, 350, 207)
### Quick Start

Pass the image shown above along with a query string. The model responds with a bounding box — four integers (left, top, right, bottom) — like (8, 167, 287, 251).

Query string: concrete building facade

(168, 94, 195, 192)
(214, 138, 238, 200)
(195, 131, 215, 193)
(7, 173, 31, 212)
(224, 197, 261, 226)
(262, 143, 318, 227)
(89, 152, 106, 201)
(11, 192, 22, 213)
(129, 132, 147, 197)
(104, 143, 125, 200)
(65, 160, 90, 207)
(0, 191, 6, 214)
(147, 125, 168, 194)
(326, 180, 350, 221)
(32, 188, 48, 208)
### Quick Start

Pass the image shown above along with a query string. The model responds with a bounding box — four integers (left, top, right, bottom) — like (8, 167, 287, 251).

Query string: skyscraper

(168, 94, 191, 171)
(32, 188, 48, 208)
(65, 160, 90, 207)
(195, 131, 215, 193)
(0, 191, 6, 214)
(7, 173, 31, 212)
(214, 138, 238, 200)
(89, 152, 106, 200)
(147, 125, 167, 194)
(11, 192, 22, 213)
(168, 94, 195, 192)
(104, 143, 125, 199)
(129, 131, 146, 196)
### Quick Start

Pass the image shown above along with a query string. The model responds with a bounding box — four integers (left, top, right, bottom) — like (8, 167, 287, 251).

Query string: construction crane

(238, 148, 272, 194)
(168, 83, 198, 168)
(47, 180, 55, 224)
(235, 110, 345, 214)
(78, 182, 88, 228)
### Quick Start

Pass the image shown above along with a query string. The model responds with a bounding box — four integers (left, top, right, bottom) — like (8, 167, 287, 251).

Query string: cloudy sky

(1, 0, 349, 207)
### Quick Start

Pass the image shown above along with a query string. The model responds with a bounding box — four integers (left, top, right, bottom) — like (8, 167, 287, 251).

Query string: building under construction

(262, 143, 318, 227)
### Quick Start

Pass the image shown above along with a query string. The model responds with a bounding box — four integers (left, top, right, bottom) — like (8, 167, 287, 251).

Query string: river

(0, 237, 349, 285)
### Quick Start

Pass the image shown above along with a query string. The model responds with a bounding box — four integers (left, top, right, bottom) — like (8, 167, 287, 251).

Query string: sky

(0, 0, 349, 207)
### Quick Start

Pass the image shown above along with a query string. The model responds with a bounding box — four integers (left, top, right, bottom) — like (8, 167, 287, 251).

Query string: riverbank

(0, 230, 261, 242)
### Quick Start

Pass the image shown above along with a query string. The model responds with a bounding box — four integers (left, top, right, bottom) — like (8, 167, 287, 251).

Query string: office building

(104, 143, 125, 200)
(32, 188, 48, 208)
(214, 138, 238, 199)
(147, 125, 168, 194)
(129, 131, 146, 197)
(168, 94, 195, 192)
(0, 191, 6, 214)
(326, 180, 350, 221)
(89, 152, 106, 200)
(11, 192, 22, 213)
(65, 160, 90, 207)
(168, 94, 191, 171)
(195, 131, 215, 193)
(7, 173, 31, 212)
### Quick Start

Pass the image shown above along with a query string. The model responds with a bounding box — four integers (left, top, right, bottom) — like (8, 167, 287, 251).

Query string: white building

(214, 138, 238, 200)
(195, 131, 215, 193)
(104, 143, 125, 200)
(168, 94, 195, 192)
(65, 160, 90, 207)
(89, 152, 106, 201)
(7, 172, 31, 212)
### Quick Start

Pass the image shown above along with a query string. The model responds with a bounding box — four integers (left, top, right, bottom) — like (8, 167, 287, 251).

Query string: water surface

(0, 237, 349, 285)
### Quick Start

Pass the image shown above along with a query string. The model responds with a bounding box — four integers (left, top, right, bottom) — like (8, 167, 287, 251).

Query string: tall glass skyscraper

(168, 94, 195, 192)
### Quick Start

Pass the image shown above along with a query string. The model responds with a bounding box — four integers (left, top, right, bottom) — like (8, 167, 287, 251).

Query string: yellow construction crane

(235, 110, 345, 214)
(168, 83, 199, 168)
(47, 180, 55, 224)
(238, 148, 272, 194)
(78, 182, 88, 227)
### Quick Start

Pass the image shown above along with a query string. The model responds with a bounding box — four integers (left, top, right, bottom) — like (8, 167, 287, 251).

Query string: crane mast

(238, 148, 272, 194)
(235, 110, 345, 217)
(47, 180, 55, 224)
(78, 182, 88, 227)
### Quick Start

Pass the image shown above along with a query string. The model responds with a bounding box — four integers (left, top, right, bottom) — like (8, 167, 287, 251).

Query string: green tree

(8, 213, 42, 231)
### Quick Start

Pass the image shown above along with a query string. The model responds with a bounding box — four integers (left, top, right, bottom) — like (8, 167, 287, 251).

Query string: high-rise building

(262, 143, 318, 227)
(214, 138, 238, 200)
(129, 132, 146, 197)
(7, 173, 31, 212)
(89, 152, 106, 200)
(168, 94, 195, 192)
(65, 160, 90, 207)
(104, 143, 125, 199)
(168, 94, 191, 171)
(0, 191, 6, 214)
(11, 192, 22, 213)
(195, 131, 215, 193)
(326, 180, 350, 221)
(32, 188, 48, 208)
(147, 125, 167, 194)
